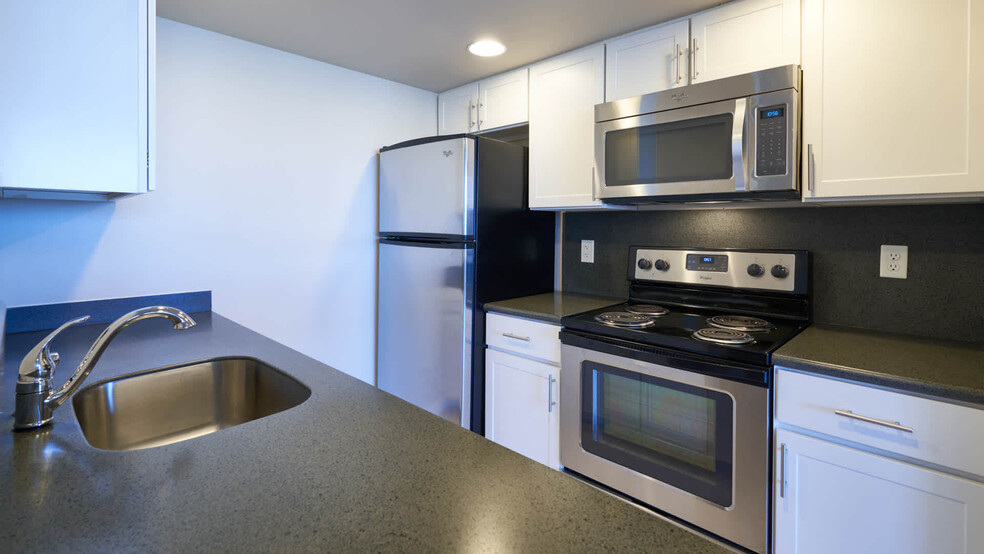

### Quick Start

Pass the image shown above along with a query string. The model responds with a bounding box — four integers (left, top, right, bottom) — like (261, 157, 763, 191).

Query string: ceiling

(158, 0, 726, 93)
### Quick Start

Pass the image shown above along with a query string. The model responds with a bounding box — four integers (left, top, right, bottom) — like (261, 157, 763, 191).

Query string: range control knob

(771, 264, 790, 279)
(747, 263, 764, 277)
(637, 258, 652, 270)
(653, 259, 670, 272)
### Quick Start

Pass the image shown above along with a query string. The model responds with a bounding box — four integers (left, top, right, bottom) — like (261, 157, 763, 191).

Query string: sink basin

(72, 356, 311, 451)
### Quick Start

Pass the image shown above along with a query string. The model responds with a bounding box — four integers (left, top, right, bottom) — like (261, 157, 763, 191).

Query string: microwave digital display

(760, 108, 785, 119)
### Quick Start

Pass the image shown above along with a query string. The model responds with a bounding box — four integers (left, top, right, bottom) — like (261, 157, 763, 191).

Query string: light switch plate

(581, 240, 594, 263)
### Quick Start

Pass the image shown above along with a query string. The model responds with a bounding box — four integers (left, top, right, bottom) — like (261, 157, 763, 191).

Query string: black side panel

(469, 136, 555, 435)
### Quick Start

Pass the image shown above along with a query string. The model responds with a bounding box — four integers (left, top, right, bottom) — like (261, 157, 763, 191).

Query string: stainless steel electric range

(559, 247, 810, 554)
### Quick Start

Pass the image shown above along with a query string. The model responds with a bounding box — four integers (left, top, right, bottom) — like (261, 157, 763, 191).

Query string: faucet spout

(13, 306, 197, 430)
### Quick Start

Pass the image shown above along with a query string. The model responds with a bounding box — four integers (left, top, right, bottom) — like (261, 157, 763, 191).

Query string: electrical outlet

(581, 240, 595, 263)
(879, 245, 908, 279)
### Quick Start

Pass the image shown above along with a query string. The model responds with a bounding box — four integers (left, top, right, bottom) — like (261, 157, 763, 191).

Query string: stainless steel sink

(72, 357, 311, 451)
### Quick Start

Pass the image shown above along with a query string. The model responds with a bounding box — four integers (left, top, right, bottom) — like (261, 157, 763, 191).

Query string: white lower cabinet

(484, 312, 561, 469)
(485, 349, 559, 469)
(774, 428, 984, 554)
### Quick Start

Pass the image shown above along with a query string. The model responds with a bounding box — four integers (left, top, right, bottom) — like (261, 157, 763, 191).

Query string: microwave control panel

(755, 105, 787, 176)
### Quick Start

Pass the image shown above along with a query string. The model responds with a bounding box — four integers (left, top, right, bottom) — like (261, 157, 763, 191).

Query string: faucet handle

(18, 316, 91, 382)
(39, 349, 60, 378)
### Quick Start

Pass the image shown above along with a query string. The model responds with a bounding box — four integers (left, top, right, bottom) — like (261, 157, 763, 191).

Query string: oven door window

(604, 113, 733, 186)
(581, 361, 734, 507)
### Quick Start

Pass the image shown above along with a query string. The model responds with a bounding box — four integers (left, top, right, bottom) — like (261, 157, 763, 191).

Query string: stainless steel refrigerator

(377, 135, 553, 434)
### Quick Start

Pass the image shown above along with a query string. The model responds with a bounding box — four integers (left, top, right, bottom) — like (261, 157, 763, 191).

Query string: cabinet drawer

(486, 313, 561, 364)
(776, 369, 984, 477)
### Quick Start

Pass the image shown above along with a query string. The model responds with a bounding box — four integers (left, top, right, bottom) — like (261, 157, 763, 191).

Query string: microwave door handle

(732, 98, 748, 191)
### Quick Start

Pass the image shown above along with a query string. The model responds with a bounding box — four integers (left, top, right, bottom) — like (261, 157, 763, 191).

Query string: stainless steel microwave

(594, 65, 800, 204)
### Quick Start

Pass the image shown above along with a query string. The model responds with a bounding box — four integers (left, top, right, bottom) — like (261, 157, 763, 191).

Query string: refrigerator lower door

(379, 137, 475, 240)
(377, 239, 473, 428)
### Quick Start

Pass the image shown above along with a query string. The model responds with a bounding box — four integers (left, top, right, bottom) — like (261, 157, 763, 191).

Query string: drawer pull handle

(502, 332, 531, 342)
(834, 410, 913, 433)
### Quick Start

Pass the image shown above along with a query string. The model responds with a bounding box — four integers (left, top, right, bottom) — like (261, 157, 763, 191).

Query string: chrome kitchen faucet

(13, 306, 197, 430)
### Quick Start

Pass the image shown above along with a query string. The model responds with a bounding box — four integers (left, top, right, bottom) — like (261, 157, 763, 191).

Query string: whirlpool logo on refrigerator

(442, 150, 453, 157)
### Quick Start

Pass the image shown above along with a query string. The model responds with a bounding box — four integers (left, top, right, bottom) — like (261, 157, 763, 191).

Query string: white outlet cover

(581, 239, 595, 263)
(879, 245, 908, 279)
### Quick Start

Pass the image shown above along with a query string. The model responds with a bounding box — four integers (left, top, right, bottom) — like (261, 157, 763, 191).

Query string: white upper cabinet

(605, 21, 689, 101)
(437, 83, 479, 135)
(691, 0, 800, 83)
(802, 0, 984, 201)
(478, 68, 529, 131)
(0, 0, 154, 199)
(605, 0, 800, 102)
(438, 68, 529, 135)
(529, 44, 605, 209)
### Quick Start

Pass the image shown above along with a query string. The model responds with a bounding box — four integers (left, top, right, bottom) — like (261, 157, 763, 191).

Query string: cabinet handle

(548, 375, 557, 412)
(834, 409, 914, 433)
(676, 43, 682, 83)
(469, 103, 476, 128)
(807, 143, 815, 192)
(779, 443, 787, 498)
(478, 102, 484, 127)
(502, 332, 530, 342)
(691, 38, 699, 81)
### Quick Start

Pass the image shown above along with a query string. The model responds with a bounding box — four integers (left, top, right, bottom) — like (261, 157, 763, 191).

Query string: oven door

(594, 88, 798, 202)
(560, 340, 769, 554)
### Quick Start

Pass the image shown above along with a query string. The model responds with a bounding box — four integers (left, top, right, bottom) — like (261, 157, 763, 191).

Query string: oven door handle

(732, 97, 748, 192)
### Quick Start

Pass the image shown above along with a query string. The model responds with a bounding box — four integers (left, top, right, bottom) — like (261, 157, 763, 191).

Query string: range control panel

(755, 105, 788, 177)
(631, 248, 807, 293)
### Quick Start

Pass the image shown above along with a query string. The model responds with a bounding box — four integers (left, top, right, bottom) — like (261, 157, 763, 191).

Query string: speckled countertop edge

(484, 292, 621, 324)
(0, 310, 730, 553)
(774, 324, 984, 407)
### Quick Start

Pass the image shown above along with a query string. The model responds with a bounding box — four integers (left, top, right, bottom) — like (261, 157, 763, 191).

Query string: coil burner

(594, 312, 656, 329)
(692, 327, 755, 345)
(625, 304, 670, 317)
(707, 315, 775, 332)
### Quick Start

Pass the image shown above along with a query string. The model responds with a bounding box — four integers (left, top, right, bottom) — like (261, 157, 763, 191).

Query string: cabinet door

(0, 0, 152, 195)
(485, 349, 559, 469)
(802, 0, 984, 200)
(605, 21, 690, 102)
(529, 44, 605, 209)
(774, 429, 984, 554)
(478, 68, 528, 131)
(690, 0, 799, 83)
(438, 83, 479, 135)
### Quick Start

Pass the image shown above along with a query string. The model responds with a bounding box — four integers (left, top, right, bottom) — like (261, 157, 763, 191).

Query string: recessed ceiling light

(467, 40, 506, 57)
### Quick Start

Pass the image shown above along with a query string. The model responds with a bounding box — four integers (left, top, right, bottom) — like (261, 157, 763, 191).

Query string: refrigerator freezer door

(377, 240, 473, 428)
(379, 137, 476, 239)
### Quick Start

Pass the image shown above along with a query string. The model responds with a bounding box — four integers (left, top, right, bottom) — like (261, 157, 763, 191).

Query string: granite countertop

(0, 311, 729, 553)
(774, 324, 984, 406)
(484, 292, 620, 324)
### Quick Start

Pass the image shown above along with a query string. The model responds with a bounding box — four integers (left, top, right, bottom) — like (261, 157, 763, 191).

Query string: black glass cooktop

(561, 302, 808, 367)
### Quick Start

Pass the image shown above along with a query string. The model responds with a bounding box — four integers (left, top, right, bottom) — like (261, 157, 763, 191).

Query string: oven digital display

(685, 254, 728, 272)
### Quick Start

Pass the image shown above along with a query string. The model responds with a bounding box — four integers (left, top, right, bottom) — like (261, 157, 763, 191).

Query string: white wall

(0, 18, 437, 384)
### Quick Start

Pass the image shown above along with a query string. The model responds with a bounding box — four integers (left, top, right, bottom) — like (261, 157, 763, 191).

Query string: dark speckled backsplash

(562, 204, 984, 344)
